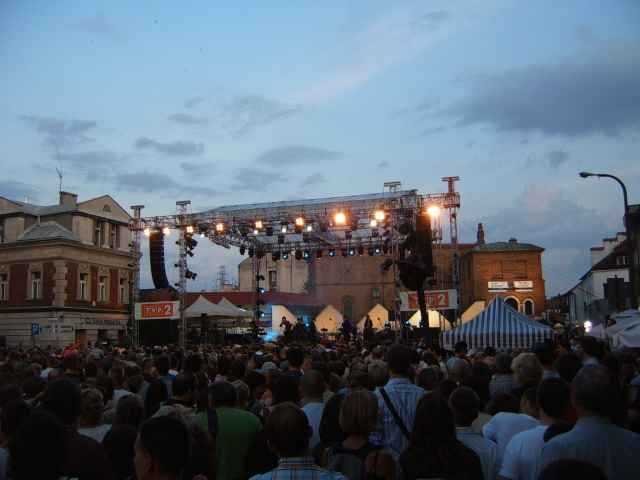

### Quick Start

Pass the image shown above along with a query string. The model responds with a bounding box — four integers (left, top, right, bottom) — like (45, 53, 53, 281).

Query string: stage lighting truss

(136, 185, 461, 260)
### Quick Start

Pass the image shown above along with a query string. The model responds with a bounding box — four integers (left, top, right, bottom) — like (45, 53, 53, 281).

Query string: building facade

(0, 192, 134, 347)
(459, 238, 546, 317)
(567, 233, 631, 325)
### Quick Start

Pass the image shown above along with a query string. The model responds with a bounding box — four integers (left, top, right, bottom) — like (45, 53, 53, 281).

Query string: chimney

(477, 223, 485, 245)
(59, 191, 78, 208)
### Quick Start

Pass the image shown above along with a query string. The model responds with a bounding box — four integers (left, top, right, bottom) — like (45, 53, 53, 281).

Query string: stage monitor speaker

(149, 230, 170, 289)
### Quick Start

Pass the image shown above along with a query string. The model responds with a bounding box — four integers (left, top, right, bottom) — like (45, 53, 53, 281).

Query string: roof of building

(591, 239, 629, 272)
(472, 239, 544, 253)
(0, 194, 130, 219)
(17, 221, 79, 242)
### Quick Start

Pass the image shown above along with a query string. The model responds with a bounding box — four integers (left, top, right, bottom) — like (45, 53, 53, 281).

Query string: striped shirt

(250, 457, 346, 480)
(374, 378, 425, 458)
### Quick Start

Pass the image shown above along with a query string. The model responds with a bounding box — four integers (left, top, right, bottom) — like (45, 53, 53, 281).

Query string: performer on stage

(280, 316, 292, 337)
(363, 314, 374, 343)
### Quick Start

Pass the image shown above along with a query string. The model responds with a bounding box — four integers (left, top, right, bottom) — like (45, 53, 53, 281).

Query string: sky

(2, 0, 640, 296)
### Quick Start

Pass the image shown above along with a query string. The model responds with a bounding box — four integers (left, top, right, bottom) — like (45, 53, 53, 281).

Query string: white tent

(185, 295, 231, 317)
(607, 310, 640, 348)
(271, 305, 299, 334)
(217, 297, 252, 317)
(587, 323, 607, 340)
(408, 309, 448, 329)
(315, 305, 343, 334)
(357, 304, 388, 331)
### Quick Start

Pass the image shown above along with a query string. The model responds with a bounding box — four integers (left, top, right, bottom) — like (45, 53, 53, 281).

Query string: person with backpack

(324, 389, 395, 480)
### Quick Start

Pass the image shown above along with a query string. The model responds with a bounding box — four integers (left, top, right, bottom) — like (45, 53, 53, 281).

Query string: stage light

(281, 223, 288, 233)
(584, 320, 592, 333)
(348, 247, 356, 256)
(162, 227, 171, 235)
(427, 205, 441, 218)
(143, 228, 151, 237)
(303, 250, 311, 259)
(186, 226, 194, 234)
(295, 217, 305, 227)
(334, 211, 347, 226)
(272, 251, 281, 261)
(282, 252, 289, 260)
(375, 246, 382, 255)
(215, 223, 225, 233)
(357, 245, 364, 256)
(328, 249, 336, 257)
(253, 229, 259, 235)
(306, 224, 313, 232)
(370, 219, 378, 228)
(255, 220, 263, 230)
(199, 233, 205, 238)
(374, 210, 386, 222)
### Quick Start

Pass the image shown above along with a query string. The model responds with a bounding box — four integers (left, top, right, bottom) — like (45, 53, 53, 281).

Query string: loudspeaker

(149, 230, 170, 289)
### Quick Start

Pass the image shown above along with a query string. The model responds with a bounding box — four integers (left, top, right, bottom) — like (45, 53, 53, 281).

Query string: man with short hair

(285, 347, 305, 378)
(134, 416, 190, 480)
(446, 341, 469, 371)
(154, 373, 196, 423)
(199, 381, 262, 480)
(499, 378, 571, 480)
(41, 378, 112, 480)
(450, 386, 498, 480)
(483, 386, 540, 466)
(374, 344, 425, 458)
(300, 370, 325, 450)
(250, 403, 346, 479)
(540, 366, 640, 480)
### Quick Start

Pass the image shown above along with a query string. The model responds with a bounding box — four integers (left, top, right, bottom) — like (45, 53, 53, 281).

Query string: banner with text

(135, 301, 180, 320)
(399, 289, 458, 311)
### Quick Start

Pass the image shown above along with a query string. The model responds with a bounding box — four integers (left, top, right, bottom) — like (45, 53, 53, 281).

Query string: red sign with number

(400, 289, 458, 311)
(136, 301, 180, 320)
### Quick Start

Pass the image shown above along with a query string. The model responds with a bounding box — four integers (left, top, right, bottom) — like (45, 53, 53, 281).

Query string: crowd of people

(0, 334, 639, 480)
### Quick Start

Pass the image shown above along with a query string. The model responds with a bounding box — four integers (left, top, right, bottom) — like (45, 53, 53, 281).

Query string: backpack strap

(379, 388, 410, 440)
(207, 408, 218, 438)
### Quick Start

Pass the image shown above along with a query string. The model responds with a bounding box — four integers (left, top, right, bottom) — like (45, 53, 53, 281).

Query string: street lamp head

(579, 171, 595, 178)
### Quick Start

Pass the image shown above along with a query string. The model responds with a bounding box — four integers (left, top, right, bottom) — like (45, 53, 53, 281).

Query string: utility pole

(176, 200, 191, 349)
(130, 205, 144, 347)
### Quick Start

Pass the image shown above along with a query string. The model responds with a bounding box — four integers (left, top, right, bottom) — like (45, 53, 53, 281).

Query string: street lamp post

(579, 172, 638, 309)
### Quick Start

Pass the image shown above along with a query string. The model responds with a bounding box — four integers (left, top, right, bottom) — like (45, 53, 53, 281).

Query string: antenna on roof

(56, 167, 63, 193)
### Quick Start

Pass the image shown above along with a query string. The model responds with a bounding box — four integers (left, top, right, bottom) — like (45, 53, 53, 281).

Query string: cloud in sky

(115, 171, 218, 197)
(57, 150, 125, 181)
(231, 168, 287, 191)
(301, 173, 326, 187)
(135, 137, 204, 156)
(180, 161, 215, 178)
(168, 113, 209, 126)
(69, 13, 120, 40)
(292, 4, 462, 104)
(377, 161, 390, 168)
(184, 96, 205, 109)
(547, 150, 569, 168)
(446, 44, 640, 136)
(256, 145, 342, 166)
(0, 181, 40, 203)
(20, 115, 97, 149)
(215, 94, 301, 138)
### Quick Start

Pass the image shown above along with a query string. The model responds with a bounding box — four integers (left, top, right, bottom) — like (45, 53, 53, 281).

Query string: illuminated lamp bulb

(374, 210, 385, 222)
(186, 226, 194, 234)
(162, 227, 171, 235)
(295, 217, 305, 227)
(255, 220, 263, 230)
(215, 223, 225, 233)
(143, 228, 151, 237)
(253, 229, 259, 235)
(334, 211, 347, 226)
(370, 219, 378, 228)
(281, 225, 288, 233)
(427, 205, 441, 218)
(306, 224, 313, 232)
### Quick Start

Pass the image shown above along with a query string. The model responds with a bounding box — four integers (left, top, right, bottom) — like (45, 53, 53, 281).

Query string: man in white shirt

(483, 387, 540, 466)
(499, 378, 571, 480)
(300, 370, 325, 450)
(450, 386, 498, 480)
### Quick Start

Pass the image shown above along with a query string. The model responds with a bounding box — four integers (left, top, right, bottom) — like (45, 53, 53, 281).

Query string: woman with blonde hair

(324, 389, 395, 480)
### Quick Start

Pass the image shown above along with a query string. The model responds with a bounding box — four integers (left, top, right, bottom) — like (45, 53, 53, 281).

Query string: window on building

(342, 295, 354, 321)
(268, 270, 277, 291)
(79, 273, 88, 300)
(0, 220, 4, 243)
(505, 297, 519, 311)
(372, 287, 381, 302)
(524, 299, 534, 316)
(94, 221, 102, 246)
(616, 256, 628, 266)
(0, 273, 7, 300)
(119, 277, 127, 303)
(31, 271, 41, 299)
(98, 276, 108, 302)
(110, 223, 116, 248)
